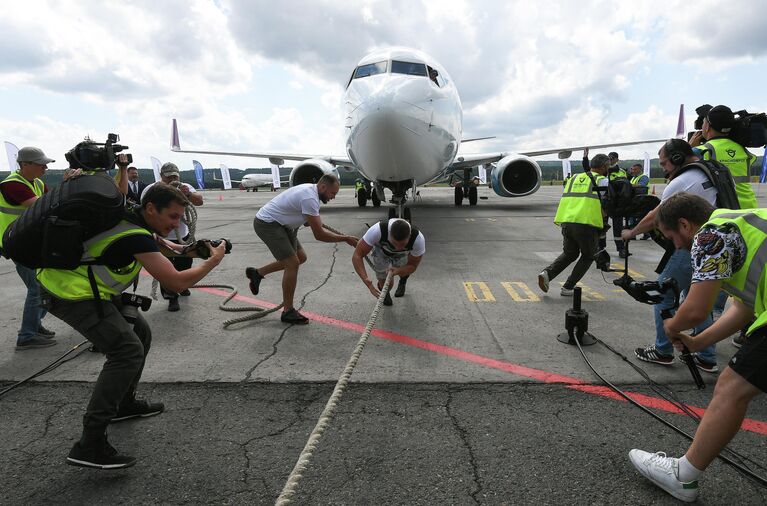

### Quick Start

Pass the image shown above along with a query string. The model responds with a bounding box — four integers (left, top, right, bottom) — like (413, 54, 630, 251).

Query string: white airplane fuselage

(240, 173, 273, 188)
(344, 48, 462, 187)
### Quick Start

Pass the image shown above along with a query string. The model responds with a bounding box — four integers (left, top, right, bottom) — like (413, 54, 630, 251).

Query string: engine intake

(289, 159, 338, 186)
(490, 154, 541, 197)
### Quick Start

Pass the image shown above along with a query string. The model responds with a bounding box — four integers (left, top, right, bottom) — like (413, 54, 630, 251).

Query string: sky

(1, 0, 766, 173)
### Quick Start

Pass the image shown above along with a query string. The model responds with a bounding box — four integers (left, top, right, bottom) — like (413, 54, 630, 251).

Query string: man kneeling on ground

(352, 218, 425, 305)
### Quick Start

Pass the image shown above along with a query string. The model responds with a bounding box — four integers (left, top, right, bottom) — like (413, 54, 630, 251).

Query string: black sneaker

(37, 325, 56, 337)
(281, 308, 309, 324)
(383, 292, 393, 306)
(246, 267, 264, 295)
(66, 437, 136, 470)
(179, 289, 191, 297)
(733, 331, 746, 348)
(692, 355, 719, 373)
(635, 345, 674, 365)
(112, 398, 165, 423)
(394, 280, 407, 297)
(15, 336, 57, 350)
(168, 299, 180, 312)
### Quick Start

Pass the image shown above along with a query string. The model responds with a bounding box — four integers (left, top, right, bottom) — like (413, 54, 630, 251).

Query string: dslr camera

(194, 238, 233, 259)
(119, 292, 152, 324)
(65, 133, 132, 172)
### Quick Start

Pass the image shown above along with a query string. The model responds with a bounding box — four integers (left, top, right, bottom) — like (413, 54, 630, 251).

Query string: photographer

(39, 182, 226, 470)
(621, 139, 717, 371)
(538, 153, 608, 296)
(629, 193, 766, 502)
(690, 105, 758, 209)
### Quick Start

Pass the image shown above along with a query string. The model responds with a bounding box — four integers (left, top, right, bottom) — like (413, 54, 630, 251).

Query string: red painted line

(193, 286, 767, 436)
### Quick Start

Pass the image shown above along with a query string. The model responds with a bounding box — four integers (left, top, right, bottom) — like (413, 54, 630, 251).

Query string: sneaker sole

(16, 342, 57, 350)
(66, 456, 136, 470)
(245, 267, 261, 295)
(537, 275, 549, 293)
(111, 410, 164, 423)
(628, 451, 698, 503)
(635, 353, 674, 366)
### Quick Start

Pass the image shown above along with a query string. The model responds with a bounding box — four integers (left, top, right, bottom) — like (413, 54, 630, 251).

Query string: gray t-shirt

(256, 183, 320, 228)
(662, 168, 717, 205)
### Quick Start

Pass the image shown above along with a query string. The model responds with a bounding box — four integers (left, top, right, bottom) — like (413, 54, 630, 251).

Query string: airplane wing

(450, 138, 666, 169)
(171, 119, 353, 168)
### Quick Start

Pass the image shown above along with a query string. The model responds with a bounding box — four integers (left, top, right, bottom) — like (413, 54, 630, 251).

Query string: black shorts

(729, 326, 767, 392)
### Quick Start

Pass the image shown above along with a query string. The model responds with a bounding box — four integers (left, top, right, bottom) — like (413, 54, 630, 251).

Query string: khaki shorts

(253, 217, 303, 261)
(370, 246, 408, 280)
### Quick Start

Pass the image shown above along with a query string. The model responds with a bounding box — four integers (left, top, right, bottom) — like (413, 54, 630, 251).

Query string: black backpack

(2, 174, 126, 269)
(674, 160, 741, 210)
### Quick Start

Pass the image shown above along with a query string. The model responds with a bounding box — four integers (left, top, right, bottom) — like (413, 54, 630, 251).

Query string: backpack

(603, 176, 635, 216)
(2, 174, 126, 269)
(674, 160, 740, 210)
(731, 110, 767, 148)
(379, 220, 420, 257)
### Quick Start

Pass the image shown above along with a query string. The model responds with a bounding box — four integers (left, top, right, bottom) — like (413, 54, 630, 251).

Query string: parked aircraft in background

(172, 47, 664, 218)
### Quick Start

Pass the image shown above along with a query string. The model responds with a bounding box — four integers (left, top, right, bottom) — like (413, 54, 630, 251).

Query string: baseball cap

(160, 162, 180, 177)
(706, 105, 735, 133)
(17, 146, 55, 165)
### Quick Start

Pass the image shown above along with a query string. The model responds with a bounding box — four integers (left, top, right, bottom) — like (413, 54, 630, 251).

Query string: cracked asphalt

(2, 186, 767, 504)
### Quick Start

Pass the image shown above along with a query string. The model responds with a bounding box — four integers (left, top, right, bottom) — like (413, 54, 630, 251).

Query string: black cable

(0, 340, 90, 399)
(571, 330, 767, 488)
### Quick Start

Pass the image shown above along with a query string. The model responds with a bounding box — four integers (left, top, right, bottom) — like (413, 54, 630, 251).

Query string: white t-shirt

(362, 219, 426, 257)
(256, 183, 320, 228)
(661, 168, 717, 205)
(141, 181, 197, 240)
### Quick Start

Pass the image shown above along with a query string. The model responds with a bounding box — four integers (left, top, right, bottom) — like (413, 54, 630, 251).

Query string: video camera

(65, 133, 132, 172)
(178, 238, 233, 259)
(119, 292, 152, 324)
(690, 104, 767, 147)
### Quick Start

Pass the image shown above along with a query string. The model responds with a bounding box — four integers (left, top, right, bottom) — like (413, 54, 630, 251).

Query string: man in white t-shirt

(141, 162, 204, 312)
(352, 219, 425, 306)
(622, 139, 718, 371)
(246, 174, 358, 324)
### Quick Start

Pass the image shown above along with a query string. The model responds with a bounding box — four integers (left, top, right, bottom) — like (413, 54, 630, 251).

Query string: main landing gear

(356, 181, 381, 207)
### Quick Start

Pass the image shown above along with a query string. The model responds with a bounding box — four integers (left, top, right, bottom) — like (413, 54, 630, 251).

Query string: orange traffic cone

(218, 194, 223, 201)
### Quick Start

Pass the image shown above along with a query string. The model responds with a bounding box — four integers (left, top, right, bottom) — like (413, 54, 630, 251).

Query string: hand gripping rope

(274, 271, 394, 505)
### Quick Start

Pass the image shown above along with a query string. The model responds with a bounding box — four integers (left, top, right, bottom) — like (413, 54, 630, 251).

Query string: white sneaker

(560, 286, 574, 296)
(629, 450, 699, 502)
(538, 271, 550, 293)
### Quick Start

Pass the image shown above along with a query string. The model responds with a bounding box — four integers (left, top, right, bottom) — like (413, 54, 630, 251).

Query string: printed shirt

(691, 223, 747, 283)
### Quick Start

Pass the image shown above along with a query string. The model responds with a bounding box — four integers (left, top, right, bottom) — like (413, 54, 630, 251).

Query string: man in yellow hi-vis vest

(40, 183, 227, 470)
(0, 147, 56, 350)
(629, 192, 767, 502)
(538, 153, 608, 296)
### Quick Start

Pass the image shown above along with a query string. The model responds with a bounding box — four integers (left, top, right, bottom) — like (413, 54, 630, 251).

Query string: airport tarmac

(2, 184, 767, 504)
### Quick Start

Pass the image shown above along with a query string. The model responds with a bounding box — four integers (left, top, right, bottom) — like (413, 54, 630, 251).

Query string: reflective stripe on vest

(37, 220, 151, 301)
(703, 209, 767, 334)
(702, 139, 758, 209)
(0, 172, 44, 247)
(554, 172, 604, 228)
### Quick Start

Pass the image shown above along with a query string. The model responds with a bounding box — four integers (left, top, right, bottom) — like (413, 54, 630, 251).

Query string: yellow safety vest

(608, 168, 628, 181)
(37, 220, 152, 301)
(630, 175, 647, 186)
(554, 171, 605, 228)
(702, 209, 767, 335)
(0, 172, 45, 248)
(700, 138, 758, 209)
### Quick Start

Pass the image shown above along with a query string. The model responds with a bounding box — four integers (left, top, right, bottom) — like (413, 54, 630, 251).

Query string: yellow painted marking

(609, 263, 645, 279)
(465, 218, 476, 222)
(501, 282, 540, 302)
(487, 218, 497, 222)
(560, 282, 605, 301)
(464, 282, 495, 302)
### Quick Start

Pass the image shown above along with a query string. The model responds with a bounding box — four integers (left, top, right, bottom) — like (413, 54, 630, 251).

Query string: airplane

(171, 47, 665, 219)
(214, 171, 278, 191)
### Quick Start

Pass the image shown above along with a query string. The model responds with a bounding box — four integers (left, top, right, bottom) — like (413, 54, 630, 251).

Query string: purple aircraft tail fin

(171, 119, 181, 151)
(676, 104, 685, 139)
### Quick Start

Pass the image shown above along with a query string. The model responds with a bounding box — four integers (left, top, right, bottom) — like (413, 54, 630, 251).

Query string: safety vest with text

(37, 220, 152, 301)
(608, 167, 628, 181)
(554, 171, 605, 228)
(0, 172, 45, 248)
(703, 209, 767, 335)
(700, 138, 758, 209)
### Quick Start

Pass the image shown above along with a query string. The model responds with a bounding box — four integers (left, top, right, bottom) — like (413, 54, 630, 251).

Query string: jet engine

(289, 159, 339, 186)
(490, 154, 542, 197)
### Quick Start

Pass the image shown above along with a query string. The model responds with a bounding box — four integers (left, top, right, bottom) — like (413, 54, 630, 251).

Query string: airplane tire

(454, 186, 463, 206)
(468, 186, 478, 205)
(388, 207, 396, 219)
(371, 190, 381, 207)
(404, 207, 412, 223)
(357, 188, 368, 207)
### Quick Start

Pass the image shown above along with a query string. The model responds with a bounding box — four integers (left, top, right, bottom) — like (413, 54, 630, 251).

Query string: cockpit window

(353, 61, 387, 79)
(427, 66, 440, 87)
(391, 60, 427, 76)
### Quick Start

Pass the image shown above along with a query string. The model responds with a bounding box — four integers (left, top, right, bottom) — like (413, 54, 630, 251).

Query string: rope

(191, 283, 283, 328)
(275, 270, 394, 505)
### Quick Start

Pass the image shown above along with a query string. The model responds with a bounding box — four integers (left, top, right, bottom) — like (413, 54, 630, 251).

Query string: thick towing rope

(275, 271, 394, 505)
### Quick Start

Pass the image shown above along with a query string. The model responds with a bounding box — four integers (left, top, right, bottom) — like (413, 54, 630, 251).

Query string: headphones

(664, 139, 687, 167)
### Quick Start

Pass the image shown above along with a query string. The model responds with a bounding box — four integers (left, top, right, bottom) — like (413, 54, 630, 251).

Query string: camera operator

(538, 153, 608, 296)
(690, 104, 758, 209)
(629, 163, 651, 238)
(39, 182, 226, 470)
(607, 152, 630, 258)
(629, 192, 766, 502)
(621, 139, 717, 371)
(141, 162, 204, 312)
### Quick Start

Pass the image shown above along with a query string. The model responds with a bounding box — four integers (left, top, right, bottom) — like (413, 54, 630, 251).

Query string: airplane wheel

(357, 188, 368, 207)
(468, 186, 478, 206)
(388, 207, 396, 219)
(371, 190, 381, 207)
(454, 185, 463, 206)
(404, 207, 412, 223)
(254, 187, 258, 192)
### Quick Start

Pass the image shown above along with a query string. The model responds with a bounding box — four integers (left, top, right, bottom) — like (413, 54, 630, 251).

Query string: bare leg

(280, 255, 301, 311)
(685, 367, 761, 470)
(258, 248, 306, 277)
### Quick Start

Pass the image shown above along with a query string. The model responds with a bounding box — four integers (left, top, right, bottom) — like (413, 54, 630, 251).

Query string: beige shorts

(253, 218, 303, 261)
